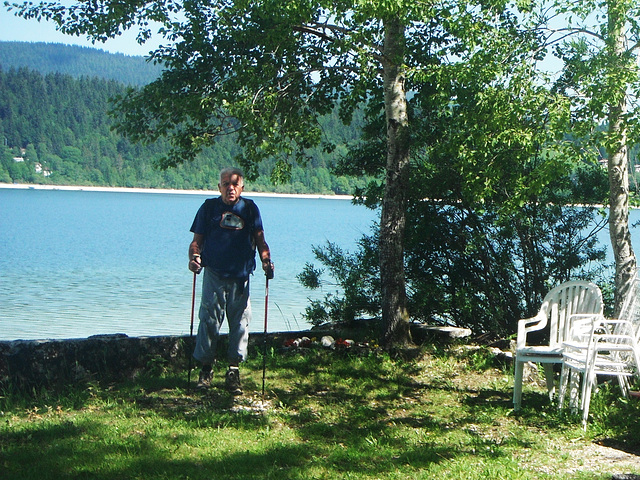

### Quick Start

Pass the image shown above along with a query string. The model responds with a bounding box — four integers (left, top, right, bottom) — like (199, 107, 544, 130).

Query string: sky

(0, 6, 158, 56)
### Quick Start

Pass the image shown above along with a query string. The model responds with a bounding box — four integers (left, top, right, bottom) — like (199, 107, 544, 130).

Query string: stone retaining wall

(0, 331, 329, 391)
(0, 324, 472, 391)
(0, 334, 191, 391)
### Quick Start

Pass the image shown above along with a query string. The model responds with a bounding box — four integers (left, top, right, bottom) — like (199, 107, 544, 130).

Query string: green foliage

(302, 199, 609, 336)
(306, 51, 611, 335)
(0, 67, 149, 187)
(5, 0, 549, 199)
(541, 0, 640, 310)
(305, 1, 612, 335)
(297, 236, 380, 326)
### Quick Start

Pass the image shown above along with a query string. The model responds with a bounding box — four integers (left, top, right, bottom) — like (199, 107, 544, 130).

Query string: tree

(606, 0, 638, 310)
(326, 34, 610, 335)
(7, 0, 555, 346)
(534, 0, 640, 313)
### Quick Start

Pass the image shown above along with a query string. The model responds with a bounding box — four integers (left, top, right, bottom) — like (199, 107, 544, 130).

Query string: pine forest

(0, 41, 368, 194)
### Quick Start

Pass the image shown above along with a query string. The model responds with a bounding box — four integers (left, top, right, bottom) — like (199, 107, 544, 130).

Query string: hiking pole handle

(265, 261, 274, 280)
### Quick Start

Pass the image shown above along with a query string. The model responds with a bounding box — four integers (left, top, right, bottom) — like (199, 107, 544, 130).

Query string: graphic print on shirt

(220, 212, 245, 230)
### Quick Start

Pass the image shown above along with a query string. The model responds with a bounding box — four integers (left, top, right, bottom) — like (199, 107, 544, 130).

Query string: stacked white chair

(558, 275, 640, 427)
(513, 281, 604, 410)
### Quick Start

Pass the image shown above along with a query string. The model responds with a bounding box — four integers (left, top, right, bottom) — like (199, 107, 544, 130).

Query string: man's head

(219, 167, 245, 205)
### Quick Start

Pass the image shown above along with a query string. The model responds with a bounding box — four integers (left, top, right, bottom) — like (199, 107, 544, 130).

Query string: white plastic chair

(558, 276, 640, 427)
(513, 281, 604, 410)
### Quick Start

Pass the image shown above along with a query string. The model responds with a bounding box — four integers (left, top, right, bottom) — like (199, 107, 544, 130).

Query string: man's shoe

(225, 367, 243, 395)
(196, 369, 213, 390)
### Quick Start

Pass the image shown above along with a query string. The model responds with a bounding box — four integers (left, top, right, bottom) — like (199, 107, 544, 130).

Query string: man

(188, 167, 273, 395)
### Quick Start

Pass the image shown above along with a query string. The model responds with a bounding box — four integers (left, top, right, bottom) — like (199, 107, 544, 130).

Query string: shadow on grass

(133, 352, 520, 476)
(1, 419, 312, 480)
(8, 346, 640, 479)
(0, 390, 493, 480)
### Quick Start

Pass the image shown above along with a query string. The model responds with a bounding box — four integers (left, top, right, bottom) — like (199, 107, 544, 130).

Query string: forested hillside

(0, 41, 161, 86)
(0, 43, 367, 193)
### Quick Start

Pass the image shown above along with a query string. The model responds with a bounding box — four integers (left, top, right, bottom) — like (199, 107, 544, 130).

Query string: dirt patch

(566, 442, 640, 476)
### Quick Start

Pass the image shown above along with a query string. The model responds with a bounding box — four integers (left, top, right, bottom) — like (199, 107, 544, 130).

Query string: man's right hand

(189, 255, 202, 274)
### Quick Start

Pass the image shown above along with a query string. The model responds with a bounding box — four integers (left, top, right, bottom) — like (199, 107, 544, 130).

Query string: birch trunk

(380, 16, 412, 347)
(607, 0, 637, 314)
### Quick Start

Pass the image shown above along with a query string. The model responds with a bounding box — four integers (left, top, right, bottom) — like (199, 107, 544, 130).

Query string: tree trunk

(607, 0, 637, 315)
(380, 16, 412, 348)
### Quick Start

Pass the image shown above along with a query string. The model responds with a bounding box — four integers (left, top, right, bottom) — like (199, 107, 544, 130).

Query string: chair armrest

(516, 314, 547, 349)
(566, 313, 605, 339)
(564, 315, 634, 351)
(568, 313, 604, 324)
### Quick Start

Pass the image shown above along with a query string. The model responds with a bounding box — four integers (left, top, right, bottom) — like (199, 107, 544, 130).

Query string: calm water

(0, 188, 378, 340)
(3, 189, 639, 341)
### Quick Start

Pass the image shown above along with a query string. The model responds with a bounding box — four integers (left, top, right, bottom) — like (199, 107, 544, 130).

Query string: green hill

(0, 42, 367, 193)
(0, 41, 161, 86)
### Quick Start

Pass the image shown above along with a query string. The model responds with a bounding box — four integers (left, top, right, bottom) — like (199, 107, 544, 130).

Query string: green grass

(2, 343, 640, 479)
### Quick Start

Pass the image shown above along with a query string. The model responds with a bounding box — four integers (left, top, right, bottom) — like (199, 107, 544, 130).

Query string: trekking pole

(262, 263, 274, 402)
(187, 271, 197, 392)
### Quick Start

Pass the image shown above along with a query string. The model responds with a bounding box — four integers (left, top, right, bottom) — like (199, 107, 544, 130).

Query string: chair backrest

(540, 281, 604, 349)
(616, 275, 640, 339)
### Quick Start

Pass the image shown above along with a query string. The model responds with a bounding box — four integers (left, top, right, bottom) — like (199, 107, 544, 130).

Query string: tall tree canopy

(6, 0, 574, 345)
(526, 0, 640, 312)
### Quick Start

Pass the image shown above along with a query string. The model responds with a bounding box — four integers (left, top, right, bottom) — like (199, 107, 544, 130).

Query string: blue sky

(0, 7, 157, 56)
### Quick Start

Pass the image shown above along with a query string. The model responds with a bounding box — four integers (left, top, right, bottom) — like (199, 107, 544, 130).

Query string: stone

(411, 324, 472, 344)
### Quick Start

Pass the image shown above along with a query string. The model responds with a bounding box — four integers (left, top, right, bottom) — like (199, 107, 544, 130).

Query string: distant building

(34, 163, 51, 177)
(12, 148, 27, 163)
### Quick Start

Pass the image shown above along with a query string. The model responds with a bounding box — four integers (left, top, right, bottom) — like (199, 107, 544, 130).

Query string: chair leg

(513, 359, 524, 410)
(582, 380, 593, 429)
(567, 369, 581, 410)
(580, 368, 597, 428)
(558, 363, 569, 409)
(543, 363, 556, 401)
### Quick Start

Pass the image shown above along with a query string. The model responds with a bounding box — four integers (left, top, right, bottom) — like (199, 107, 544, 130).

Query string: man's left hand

(262, 258, 274, 279)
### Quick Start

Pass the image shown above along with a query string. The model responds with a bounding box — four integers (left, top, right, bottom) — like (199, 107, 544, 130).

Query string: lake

(0, 186, 378, 340)
(2, 187, 640, 341)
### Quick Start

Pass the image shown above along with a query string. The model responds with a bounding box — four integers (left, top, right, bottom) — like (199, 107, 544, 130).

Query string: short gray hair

(219, 167, 244, 183)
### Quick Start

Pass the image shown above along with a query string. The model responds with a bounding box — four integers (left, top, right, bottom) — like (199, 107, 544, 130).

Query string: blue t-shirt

(190, 196, 264, 279)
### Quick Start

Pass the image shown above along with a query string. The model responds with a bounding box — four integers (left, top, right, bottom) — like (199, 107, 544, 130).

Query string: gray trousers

(193, 268, 251, 366)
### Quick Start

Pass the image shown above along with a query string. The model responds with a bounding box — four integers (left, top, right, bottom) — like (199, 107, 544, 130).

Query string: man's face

(219, 173, 244, 205)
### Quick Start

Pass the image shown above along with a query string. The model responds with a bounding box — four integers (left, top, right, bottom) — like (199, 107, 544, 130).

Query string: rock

(321, 336, 336, 348)
(411, 324, 472, 344)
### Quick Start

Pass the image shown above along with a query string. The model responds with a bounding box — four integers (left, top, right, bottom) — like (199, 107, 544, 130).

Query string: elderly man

(188, 167, 273, 395)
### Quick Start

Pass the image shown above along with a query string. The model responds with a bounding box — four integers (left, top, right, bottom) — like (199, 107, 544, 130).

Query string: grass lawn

(2, 341, 640, 479)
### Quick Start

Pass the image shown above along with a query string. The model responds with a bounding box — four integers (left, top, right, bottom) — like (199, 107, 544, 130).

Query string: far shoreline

(0, 182, 354, 200)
